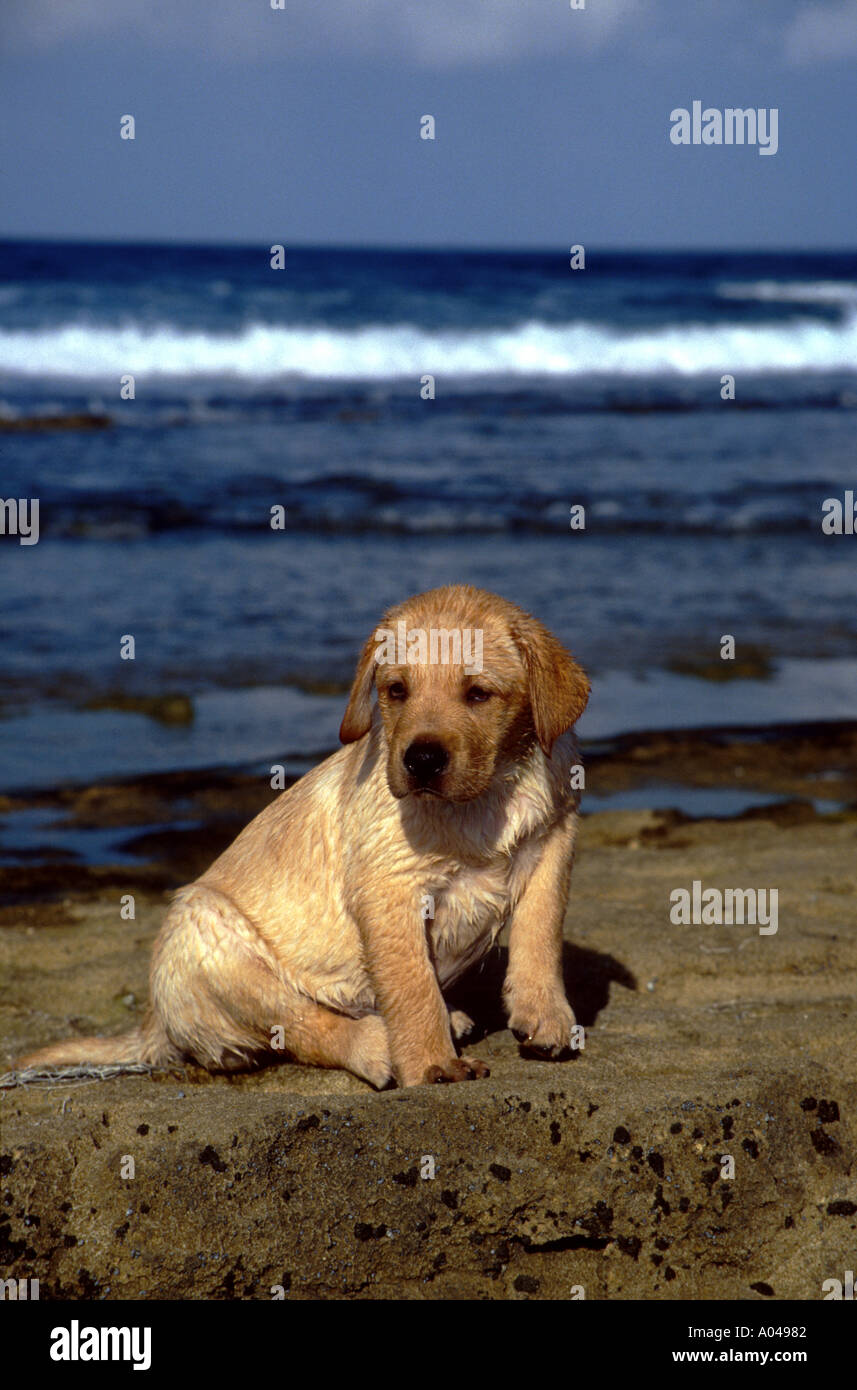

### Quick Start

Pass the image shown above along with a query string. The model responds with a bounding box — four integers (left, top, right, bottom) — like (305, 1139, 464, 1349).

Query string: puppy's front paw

(423, 1056, 490, 1084)
(506, 991, 575, 1058)
(448, 1008, 475, 1041)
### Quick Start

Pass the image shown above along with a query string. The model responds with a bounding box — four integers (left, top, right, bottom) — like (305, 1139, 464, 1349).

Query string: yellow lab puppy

(20, 586, 590, 1088)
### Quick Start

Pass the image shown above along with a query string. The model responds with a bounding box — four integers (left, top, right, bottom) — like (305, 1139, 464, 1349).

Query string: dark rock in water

(667, 645, 774, 683)
(83, 693, 195, 725)
(0, 412, 113, 432)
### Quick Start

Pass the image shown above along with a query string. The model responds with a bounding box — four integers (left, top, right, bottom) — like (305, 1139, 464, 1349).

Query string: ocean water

(1, 241, 856, 794)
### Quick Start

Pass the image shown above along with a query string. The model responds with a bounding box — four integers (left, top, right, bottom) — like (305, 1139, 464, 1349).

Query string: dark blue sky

(1, 0, 855, 248)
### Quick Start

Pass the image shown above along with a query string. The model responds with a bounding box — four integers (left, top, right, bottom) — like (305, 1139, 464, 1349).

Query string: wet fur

(20, 585, 590, 1089)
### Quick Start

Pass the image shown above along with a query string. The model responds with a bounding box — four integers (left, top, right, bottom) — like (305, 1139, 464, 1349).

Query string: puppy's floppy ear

(339, 629, 381, 743)
(510, 613, 590, 756)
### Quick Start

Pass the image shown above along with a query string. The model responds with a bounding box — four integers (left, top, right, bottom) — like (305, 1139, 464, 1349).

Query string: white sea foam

(716, 279, 857, 306)
(1, 314, 856, 379)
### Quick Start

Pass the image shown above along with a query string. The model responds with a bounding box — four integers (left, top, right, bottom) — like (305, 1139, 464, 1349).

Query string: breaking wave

(2, 313, 857, 380)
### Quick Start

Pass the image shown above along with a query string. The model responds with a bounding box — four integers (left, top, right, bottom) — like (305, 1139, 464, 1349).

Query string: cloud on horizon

(784, 1, 857, 64)
(7, 0, 856, 69)
(3, 0, 650, 65)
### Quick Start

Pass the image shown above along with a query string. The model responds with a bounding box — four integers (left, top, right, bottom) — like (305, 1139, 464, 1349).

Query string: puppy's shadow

(446, 941, 637, 1044)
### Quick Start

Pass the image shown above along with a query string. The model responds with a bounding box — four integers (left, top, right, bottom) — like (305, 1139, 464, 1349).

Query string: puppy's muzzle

(403, 740, 449, 790)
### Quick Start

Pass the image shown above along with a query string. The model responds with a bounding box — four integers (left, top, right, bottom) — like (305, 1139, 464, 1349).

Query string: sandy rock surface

(2, 808, 856, 1299)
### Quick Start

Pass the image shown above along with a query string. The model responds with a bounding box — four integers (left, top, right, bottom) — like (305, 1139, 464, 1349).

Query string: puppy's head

(340, 586, 589, 802)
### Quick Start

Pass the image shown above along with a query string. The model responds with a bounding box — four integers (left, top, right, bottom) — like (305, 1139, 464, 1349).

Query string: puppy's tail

(15, 1014, 176, 1072)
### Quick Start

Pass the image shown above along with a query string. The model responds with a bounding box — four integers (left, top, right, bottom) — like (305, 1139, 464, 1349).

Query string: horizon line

(1, 235, 856, 256)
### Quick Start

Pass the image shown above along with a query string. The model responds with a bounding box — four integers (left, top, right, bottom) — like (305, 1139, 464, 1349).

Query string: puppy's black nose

(403, 741, 449, 783)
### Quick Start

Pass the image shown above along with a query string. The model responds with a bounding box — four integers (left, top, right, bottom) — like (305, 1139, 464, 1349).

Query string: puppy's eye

(466, 686, 492, 705)
(386, 682, 408, 701)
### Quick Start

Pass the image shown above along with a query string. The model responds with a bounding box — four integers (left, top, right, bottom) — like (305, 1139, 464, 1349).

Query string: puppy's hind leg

(286, 1007, 393, 1089)
(153, 886, 392, 1086)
